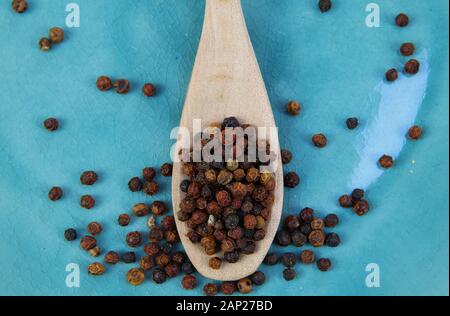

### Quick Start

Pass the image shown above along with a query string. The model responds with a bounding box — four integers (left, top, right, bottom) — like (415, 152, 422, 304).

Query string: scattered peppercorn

(324, 214, 339, 228)
(118, 214, 131, 226)
(351, 188, 365, 201)
(318, 0, 332, 13)
(325, 233, 341, 247)
(181, 261, 196, 274)
(152, 268, 167, 284)
(89, 246, 101, 258)
(39, 38, 51, 51)
(353, 200, 370, 216)
(43, 118, 59, 131)
(80, 171, 98, 185)
(395, 13, 409, 27)
(312, 134, 328, 148)
(264, 253, 279, 265)
(132, 203, 149, 217)
(127, 268, 145, 286)
(284, 172, 300, 188)
(300, 207, 315, 223)
(80, 236, 96, 251)
(237, 278, 253, 294)
(346, 117, 359, 130)
(317, 258, 332, 272)
(151, 201, 167, 216)
(12, 0, 28, 13)
(286, 101, 301, 116)
(80, 195, 96, 209)
(283, 268, 297, 281)
(96, 76, 113, 91)
(114, 79, 131, 94)
(143, 167, 156, 181)
(48, 186, 63, 201)
(404, 59, 420, 75)
(122, 252, 137, 264)
(300, 250, 315, 264)
(182, 275, 198, 290)
(143, 181, 159, 196)
(49, 27, 64, 44)
(379, 155, 394, 169)
(385, 68, 399, 82)
(64, 228, 77, 241)
(142, 83, 156, 97)
(276, 230, 292, 247)
(408, 125, 423, 140)
(104, 251, 120, 264)
(282, 253, 297, 268)
(88, 262, 105, 276)
(222, 117, 240, 129)
(309, 230, 326, 247)
(339, 195, 353, 208)
(128, 177, 143, 192)
(220, 281, 237, 295)
(281, 149, 293, 164)
(126, 231, 142, 248)
(160, 163, 173, 177)
(400, 43, 415, 56)
(203, 283, 218, 296)
(87, 222, 103, 236)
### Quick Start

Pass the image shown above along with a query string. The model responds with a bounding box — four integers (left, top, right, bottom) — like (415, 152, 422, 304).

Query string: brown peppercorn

(283, 268, 297, 281)
(286, 100, 301, 116)
(203, 283, 218, 296)
(311, 219, 324, 230)
(309, 230, 326, 247)
(143, 181, 159, 196)
(250, 271, 266, 286)
(324, 214, 339, 228)
(80, 236, 96, 251)
(246, 168, 260, 183)
(300, 250, 315, 264)
(284, 215, 300, 231)
(155, 253, 171, 267)
(80, 171, 98, 185)
(346, 117, 359, 130)
(281, 149, 293, 164)
(114, 79, 131, 94)
(291, 230, 307, 247)
(118, 214, 131, 226)
(187, 181, 201, 198)
(216, 190, 232, 207)
(87, 222, 103, 236)
(127, 268, 145, 286)
(160, 215, 176, 231)
(142, 83, 156, 97)
(284, 172, 300, 188)
(339, 195, 353, 208)
(149, 227, 164, 242)
(300, 207, 315, 223)
(404, 59, 420, 75)
(400, 43, 415, 56)
(43, 118, 59, 131)
(104, 251, 120, 264)
(408, 125, 423, 140)
(144, 242, 160, 256)
(182, 275, 198, 290)
(233, 168, 246, 181)
(353, 199, 370, 216)
(122, 252, 137, 264)
(209, 257, 222, 270)
(150, 201, 166, 216)
(126, 231, 142, 248)
(48, 187, 63, 201)
(220, 281, 237, 295)
(237, 278, 253, 294)
(165, 263, 180, 278)
(128, 177, 143, 192)
(317, 258, 332, 271)
(12, 0, 28, 13)
(80, 195, 95, 209)
(160, 163, 173, 177)
(276, 230, 292, 247)
(165, 230, 179, 244)
(243, 214, 258, 230)
(89, 246, 101, 257)
(264, 253, 279, 265)
(379, 155, 394, 169)
(217, 169, 233, 185)
(132, 203, 149, 217)
(96, 76, 113, 91)
(88, 262, 105, 276)
(319, 0, 332, 13)
(49, 27, 64, 44)
(386, 68, 399, 82)
(312, 134, 328, 148)
(352, 188, 365, 201)
(39, 38, 51, 51)
(395, 13, 409, 27)
(281, 253, 297, 268)
(143, 167, 156, 181)
(152, 268, 167, 284)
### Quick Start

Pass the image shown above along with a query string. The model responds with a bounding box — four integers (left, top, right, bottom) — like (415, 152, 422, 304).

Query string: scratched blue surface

(0, 0, 448, 296)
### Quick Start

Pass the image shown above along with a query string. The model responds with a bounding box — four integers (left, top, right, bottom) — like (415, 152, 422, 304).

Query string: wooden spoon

(172, 0, 283, 281)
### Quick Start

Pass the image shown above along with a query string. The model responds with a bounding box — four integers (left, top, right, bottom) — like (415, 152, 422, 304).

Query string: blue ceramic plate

(0, 0, 448, 296)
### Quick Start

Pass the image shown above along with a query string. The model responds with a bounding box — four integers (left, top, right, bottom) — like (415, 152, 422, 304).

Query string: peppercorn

(220, 281, 237, 295)
(114, 79, 131, 94)
(276, 230, 291, 246)
(243, 214, 258, 230)
(150, 201, 166, 216)
(396, 13, 409, 27)
(280, 149, 293, 164)
(319, 0, 332, 13)
(39, 38, 51, 51)
(187, 231, 201, 243)
(353, 199, 370, 216)
(400, 43, 415, 56)
(281, 253, 297, 268)
(80, 236, 96, 251)
(171, 252, 185, 265)
(249, 271, 266, 286)
(80, 195, 95, 209)
(88, 262, 105, 276)
(143, 242, 159, 257)
(224, 250, 240, 263)
(351, 188, 365, 201)
(246, 168, 260, 183)
(143, 167, 156, 181)
(312, 134, 328, 148)
(149, 227, 164, 242)
(87, 222, 103, 236)
(217, 170, 233, 186)
(222, 117, 240, 129)
(128, 177, 143, 192)
(339, 195, 353, 208)
(264, 253, 279, 265)
(404, 59, 420, 75)
(104, 251, 120, 264)
(408, 125, 423, 140)
(284, 172, 300, 188)
(317, 258, 332, 271)
(152, 268, 167, 284)
(286, 101, 301, 116)
(300, 250, 315, 264)
(300, 223, 313, 236)
(385, 68, 399, 82)
(300, 207, 315, 222)
(118, 214, 131, 227)
(160, 163, 173, 177)
(89, 246, 101, 258)
(209, 257, 222, 270)
(346, 117, 359, 130)
(143, 181, 159, 196)
(182, 275, 198, 290)
(237, 278, 252, 294)
(49, 27, 64, 44)
(324, 214, 339, 228)
(326, 233, 341, 247)
(289, 230, 306, 247)
(179, 180, 190, 194)
(285, 215, 300, 231)
(165, 230, 179, 244)
(226, 160, 239, 172)
(379, 155, 394, 169)
(64, 228, 77, 241)
(122, 252, 137, 263)
(283, 268, 297, 281)
(80, 171, 98, 185)
(126, 231, 142, 248)
(48, 187, 63, 201)
(182, 261, 196, 274)
(311, 219, 325, 230)
(96, 76, 113, 91)
(160, 216, 176, 232)
(203, 283, 218, 296)
(309, 230, 326, 247)
(233, 169, 245, 181)
(126, 268, 145, 286)
(12, 0, 28, 13)
(182, 163, 196, 177)
(142, 83, 156, 97)
(164, 263, 180, 278)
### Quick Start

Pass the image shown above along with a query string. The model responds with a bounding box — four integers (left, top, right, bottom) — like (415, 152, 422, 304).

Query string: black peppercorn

(386, 68, 399, 82)
(43, 118, 59, 131)
(160, 163, 173, 177)
(281, 253, 297, 268)
(152, 268, 167, 284)
(182, 261, 196, 274)
(300, 207, 315, 223)
(324, 214, 339, 228)
(96, 76, 112, 91)
(284, 215, 300, 231)
(64, 228, 77, 241)
(351, 188, 365, 201)
(317, 258, 332, 271)
(281, 149, 293, 164)
(396, 13, 409, 27)
(325, 233, 341, 247)
(143, 167, 156, 181)
(128, 177, 143, 192)
(126, 231, 142, 248)
(222, 117, 240, 129)
(12, 0, 28, 13)
(48, 187, 63, 201)
(346, 117, 359, 130)
(180, 180, 191, 193)
(283, 268, 297, 281)
(276, 230, 291, 247)
(122, 252, 137, 264)
(284, 172, 300, 188)
(318, 0, 332, 13)
(291, 230, 307, 247)
(80, 195, 95, 209)
(404, 59, 420, 75)
(80, 171, 98, 185)
(264, 253, 279, 265)
(250, 271, 266, 286)
(224, 250, 240, 263)
(118, 214, 131, 226)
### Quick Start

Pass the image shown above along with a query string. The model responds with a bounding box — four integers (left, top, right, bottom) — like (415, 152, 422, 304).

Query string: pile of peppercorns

(96, 75, 157, 97)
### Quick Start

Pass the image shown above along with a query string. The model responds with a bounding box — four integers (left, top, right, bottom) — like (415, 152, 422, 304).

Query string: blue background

(0, 0, 448, 296)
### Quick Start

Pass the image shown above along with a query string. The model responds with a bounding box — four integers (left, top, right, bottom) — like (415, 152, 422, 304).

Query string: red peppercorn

(118, 214, 131, 226)
(114, 79, 131, 94)
(80, 171, 98, 185)
(319, 0, 332, 13)
(400, 43, 415, 56)
(203, 283, 218, 296)
(281, 149, 293, 164)
(220, 281, 237, 295)
(151, 201, 167, 216)
(395, 13, 409, 27)
(300, 250, 315, 264)
(87, 222, 103, 236)
(182, 275, 198, 290)
(143, 167, 156, 181)
(284, 172, 300, 188)
(386, 68, 399, 82)
(126, 231, 143, 248)
(80, 195, 95, 209)
(48, 187, 63, 201)
(43, 118, 59, 131)
(353, 200, 370, 216)
(339, 195, 353, 208)
(12, 0, 28, 13)
(96, 76, 112, 91)
(379, 155, 394, 169)
(312, 134, 328, 148)
(408, 125, 423, 140)
(128, 177, 143, 192)
(286, 101, 301, 116)
(142, 83, 156, 97)
(160, 163, 173, 177)
(404, 59, 420, 75)
(39, 38, 51, 51)
(104, 251, 120, 264)
(143, 181, 159, 196)
(324, 214, 339, 228)
(80, 236, 96, 251)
